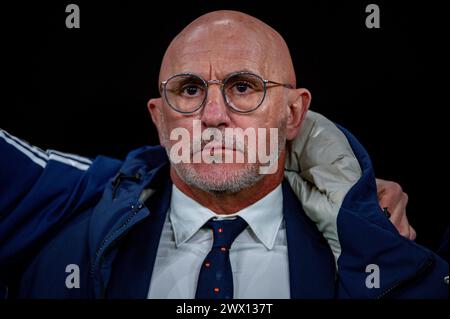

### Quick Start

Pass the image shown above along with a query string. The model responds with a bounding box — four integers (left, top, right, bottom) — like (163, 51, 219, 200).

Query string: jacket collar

(282, 179, 336, 298)
(88, 146, 171, 298)
(105, 176, 172, 299)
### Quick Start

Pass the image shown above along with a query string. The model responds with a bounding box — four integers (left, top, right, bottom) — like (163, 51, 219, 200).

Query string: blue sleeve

(0, 129, 121, 268)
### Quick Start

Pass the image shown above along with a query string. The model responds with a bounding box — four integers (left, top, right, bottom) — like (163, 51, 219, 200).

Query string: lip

(202, 146, 235, 152)
(192, 146, 242, 156)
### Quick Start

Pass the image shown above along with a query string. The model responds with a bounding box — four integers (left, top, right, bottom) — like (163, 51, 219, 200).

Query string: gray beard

(172, 161, 265, 194)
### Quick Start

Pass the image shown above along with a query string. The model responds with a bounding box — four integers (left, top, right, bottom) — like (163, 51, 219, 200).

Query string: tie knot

(206, 216, 247, 249)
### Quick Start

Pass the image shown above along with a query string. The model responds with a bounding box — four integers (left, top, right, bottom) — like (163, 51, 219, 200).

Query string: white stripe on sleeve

(0, 130, 47, 168)
(1, 129, 91, 171)
(48, 149, 92, 165)
(48, 153, 90, 171)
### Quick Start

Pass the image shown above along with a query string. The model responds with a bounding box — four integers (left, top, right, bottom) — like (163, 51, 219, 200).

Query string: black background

(1, 1, 446, 249)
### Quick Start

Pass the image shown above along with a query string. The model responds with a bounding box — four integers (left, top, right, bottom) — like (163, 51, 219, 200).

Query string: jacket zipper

(90, 203, 146, 298)
(376, 257, 434, 299)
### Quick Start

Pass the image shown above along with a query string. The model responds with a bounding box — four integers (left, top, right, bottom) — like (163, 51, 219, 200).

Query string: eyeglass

(160, 71, 294, 114)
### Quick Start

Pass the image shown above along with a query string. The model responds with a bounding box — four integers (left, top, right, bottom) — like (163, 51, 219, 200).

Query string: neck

(171, 152, 285, 215)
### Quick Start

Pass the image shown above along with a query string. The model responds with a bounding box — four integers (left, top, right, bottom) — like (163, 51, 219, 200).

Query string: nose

(200, 83, 231, 128)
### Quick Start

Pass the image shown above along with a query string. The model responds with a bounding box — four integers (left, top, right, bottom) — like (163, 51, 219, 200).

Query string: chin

(174, 162, 263, 194)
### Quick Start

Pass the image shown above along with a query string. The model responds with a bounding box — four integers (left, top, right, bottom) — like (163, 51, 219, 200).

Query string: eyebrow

(183, 69, 264, 80)
(162, 68, 265, 84)
(223, 69, 262, 78)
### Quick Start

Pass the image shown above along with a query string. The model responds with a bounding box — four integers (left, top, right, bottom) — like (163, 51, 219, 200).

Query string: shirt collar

(170, 184, 283, 250)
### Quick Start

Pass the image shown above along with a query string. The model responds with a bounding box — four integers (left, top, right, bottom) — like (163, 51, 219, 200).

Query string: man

(0, 10, 447, 299)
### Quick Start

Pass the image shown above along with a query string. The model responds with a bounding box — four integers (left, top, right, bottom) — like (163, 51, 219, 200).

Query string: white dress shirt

(147, 184, 290, 299)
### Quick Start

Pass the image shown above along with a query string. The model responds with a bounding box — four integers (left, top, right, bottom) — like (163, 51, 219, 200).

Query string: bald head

(159, 10, 296, 87)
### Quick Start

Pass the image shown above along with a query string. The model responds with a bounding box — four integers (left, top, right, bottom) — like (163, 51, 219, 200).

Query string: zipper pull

(111, 172, 142, 199)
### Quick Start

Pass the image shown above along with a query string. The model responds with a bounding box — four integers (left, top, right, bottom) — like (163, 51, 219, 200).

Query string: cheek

(161, 116, 198, 144)
(261, 108, 287, 130)
(228, 104, 286, 140)
(262, 94, 288, 126)
(161, 108, 191, 130)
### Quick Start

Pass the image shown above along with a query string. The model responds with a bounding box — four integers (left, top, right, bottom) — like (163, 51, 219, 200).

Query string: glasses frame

(160, 71, 294, 114)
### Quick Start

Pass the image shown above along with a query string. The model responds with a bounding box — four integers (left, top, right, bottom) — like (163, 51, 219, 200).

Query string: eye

(227, 74, 263, 95)
(184, 85, 199, 95)
(234, 82, 250, 93)
(180, 84, 203, 97)
(230, 81, 256, 95)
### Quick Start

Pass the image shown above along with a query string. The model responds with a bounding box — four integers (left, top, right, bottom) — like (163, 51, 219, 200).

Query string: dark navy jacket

(0, 127, 448, 299)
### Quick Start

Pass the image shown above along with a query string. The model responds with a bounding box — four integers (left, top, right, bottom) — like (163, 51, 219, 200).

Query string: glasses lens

(224, 73, 265, 112)
(165, 74, 206, 113)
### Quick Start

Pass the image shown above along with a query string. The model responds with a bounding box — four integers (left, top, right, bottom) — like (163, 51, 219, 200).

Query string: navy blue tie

(195, 216, 248, 299)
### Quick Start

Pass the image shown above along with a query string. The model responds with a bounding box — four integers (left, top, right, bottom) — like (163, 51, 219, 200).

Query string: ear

(286, 88, 311, 140)
(147, 97, 165, 146)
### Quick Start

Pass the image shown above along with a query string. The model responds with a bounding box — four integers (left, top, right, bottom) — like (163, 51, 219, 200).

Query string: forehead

(163, 28, 271, 80)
